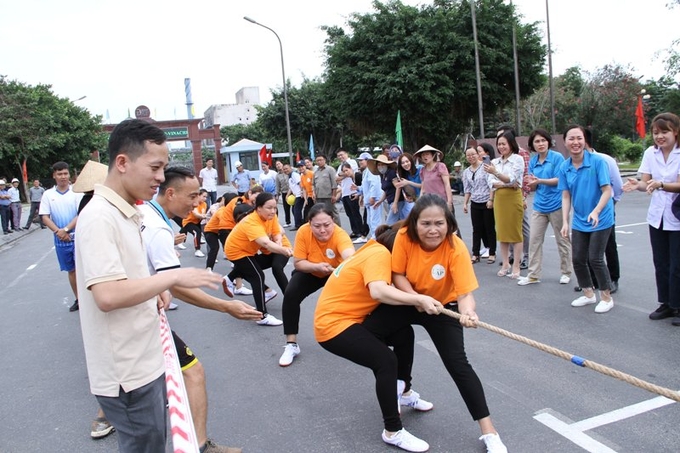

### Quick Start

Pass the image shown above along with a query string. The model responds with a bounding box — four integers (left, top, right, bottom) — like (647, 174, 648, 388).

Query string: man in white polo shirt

(199, 158, 218, 207)
(76, 119, 223, 453)
(140, 165, 261, 453)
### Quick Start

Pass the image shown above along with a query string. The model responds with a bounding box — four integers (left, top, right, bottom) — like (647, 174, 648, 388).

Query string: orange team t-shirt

(314, 241, 391, 342)
(204, 206, 230, 234)
(392, 227, 479, 304)
(225, 211, 288, 260)
(223, 196, 247, 231)
(293, 223, 354, 278)
(300, 170, 314, 197)
(182, 201, 207, 226)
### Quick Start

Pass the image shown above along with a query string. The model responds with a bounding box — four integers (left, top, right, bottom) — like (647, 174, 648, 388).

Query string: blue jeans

(571, 228, 612, 291)
(386, 200, 413, 225)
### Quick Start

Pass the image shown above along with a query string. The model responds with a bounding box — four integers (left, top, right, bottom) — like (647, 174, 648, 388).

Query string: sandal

(471, 256, 480, 264)
(497, 268, 510, 277)
(507, 272, 520, 279)
(487, 255, 496, 264)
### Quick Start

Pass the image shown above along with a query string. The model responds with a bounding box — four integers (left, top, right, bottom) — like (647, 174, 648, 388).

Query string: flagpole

(470, 0, 485, 138)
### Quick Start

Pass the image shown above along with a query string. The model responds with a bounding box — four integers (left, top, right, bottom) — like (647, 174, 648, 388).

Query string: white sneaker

(221, 276, 234, 297)
(168, 302, 178, 310)
(382, 429, 429, 452)
(571, 295, 597, 307)
(352, 236, 367, 244)
(176, 243, 186, 250)
(200, 237, 206, 244)
(256, 313, 283, 326)
(283, 223, 291, 228)
(265, 289, 277, 303)
(194, 250, 205, 257)
(517, 276, 540, 286)
(399, 390, 434, 412)
(234, 286, 253, 295)
(278, 343, 300, 367)
(559, 274, 571, 284)
(480, 247, 490, 258)
(479, 433, 507, 453)
(595, 298, 614, 313)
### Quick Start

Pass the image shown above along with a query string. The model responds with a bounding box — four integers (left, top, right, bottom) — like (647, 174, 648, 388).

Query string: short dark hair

(405, 194, 457, 248)
(496, 131, 519, 154)
(563, 124, 587, 141)
(52, 161, 69, 172)
(199, 188, 208, 195)
(651, 113, 680, 145)
(308, 203, 335, 221)
(158, 166, 196, 195)
(527, 129, 553, 152)
(477, 142, 496, 159)
(254, 191, 275, 208)
(107, 119, 166, 167)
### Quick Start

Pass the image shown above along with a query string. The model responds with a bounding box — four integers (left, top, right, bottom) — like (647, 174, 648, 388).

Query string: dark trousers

(470, 202, 496, 256)
(649, 224, 680, 309)
(204, 230, 228, 269)
(303, 197, 313, 223)
(293, 196, 304, 228)
(183, 223, 202, 250)
(0, 205, 9, 233)
(280, 198, 291, 224)
(363, 303, 490, 421)
(282, 271, 328, 335)
(96, 373, 167, 453)
(228, 253, 289, 314)
(572, 228, 612, 291)
(25, 201, 43, 228)
(207, 191, 217, 207)
(319, 323, 414, 432)
(341, 195, 363, 236)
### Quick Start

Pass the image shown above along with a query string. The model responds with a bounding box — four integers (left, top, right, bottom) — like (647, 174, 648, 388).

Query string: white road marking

(615, 222, 648, 228)
(4, 248, 54, 291)
(534, 411, 618, 453)
(571, 396, 676, 431)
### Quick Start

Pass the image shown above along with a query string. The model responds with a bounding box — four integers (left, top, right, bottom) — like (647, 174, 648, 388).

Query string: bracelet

(661, 182, 665, 190)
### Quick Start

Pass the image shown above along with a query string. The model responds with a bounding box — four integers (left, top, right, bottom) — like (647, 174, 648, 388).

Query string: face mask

(378, 166, 388, 175)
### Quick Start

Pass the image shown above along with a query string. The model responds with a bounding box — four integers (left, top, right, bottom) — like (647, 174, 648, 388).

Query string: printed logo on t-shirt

(431, 264, 446, 280)
(326, 248, 336, 259)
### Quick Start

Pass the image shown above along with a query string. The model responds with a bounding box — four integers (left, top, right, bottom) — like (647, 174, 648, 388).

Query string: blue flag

(309, 134, 315, 160)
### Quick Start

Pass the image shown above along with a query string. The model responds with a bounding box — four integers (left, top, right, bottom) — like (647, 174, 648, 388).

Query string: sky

(1, 0, 678, 124)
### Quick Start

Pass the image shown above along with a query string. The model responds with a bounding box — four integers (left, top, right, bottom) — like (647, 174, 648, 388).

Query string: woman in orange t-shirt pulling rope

(314, 224, 441, 452)
(362, 194, 508, 453)
(278, 203, 355, 367)
(224, 192, 292, 326)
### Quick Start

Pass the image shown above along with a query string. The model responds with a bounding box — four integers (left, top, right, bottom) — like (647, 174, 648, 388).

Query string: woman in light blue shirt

(623, 113, 680, 326)
(518, 129, 572, 286)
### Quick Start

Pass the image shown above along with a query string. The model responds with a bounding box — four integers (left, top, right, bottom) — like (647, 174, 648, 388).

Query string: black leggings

(228, 253, 289, 313)
(319, 323, 414, 432)
(182, 223, 202, 250)
(470, 202, 496, 256)
(282, 271, 328, 335)
(204, 230, 229, 269)
(362, 303, 490, 421)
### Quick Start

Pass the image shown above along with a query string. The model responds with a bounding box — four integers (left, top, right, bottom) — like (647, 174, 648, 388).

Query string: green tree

(322, 0, 546, 152)
(0, 77, 106, 197)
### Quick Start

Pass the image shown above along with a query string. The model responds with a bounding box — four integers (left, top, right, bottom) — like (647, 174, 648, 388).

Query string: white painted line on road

(26, 264, 36, 271)
(615, 222, 648, 228)
(4, 248, 54, 291)
(534, 411, 618, 453)
(571, 396, 676, 431)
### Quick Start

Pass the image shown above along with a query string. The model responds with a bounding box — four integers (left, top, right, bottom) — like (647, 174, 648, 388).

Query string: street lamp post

(244, 16, 294, 165)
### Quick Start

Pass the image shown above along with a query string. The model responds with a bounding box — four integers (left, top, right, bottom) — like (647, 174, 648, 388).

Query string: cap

(11, 178, 19, 183)
(453, 161, 462, 167)
(358, 152, 373, 161)
(234, 161, 243, 167)
(0, 180, 6, 185)
(296, 160, 306, 167)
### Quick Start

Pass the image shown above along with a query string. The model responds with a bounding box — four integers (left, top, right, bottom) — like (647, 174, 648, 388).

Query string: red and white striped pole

(159, 309, 199, 453)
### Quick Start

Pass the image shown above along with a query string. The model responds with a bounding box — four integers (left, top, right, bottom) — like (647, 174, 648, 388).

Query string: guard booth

(102, 105, 226, 183)
(220, 138, 286, 182)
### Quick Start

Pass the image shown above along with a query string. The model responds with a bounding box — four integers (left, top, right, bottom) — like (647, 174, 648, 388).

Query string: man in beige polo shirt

(76, 119, 222, 453)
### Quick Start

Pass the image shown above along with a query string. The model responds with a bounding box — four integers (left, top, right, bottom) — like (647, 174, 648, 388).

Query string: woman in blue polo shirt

(558, 125, 615, 313)
(518, 129, 572, 286)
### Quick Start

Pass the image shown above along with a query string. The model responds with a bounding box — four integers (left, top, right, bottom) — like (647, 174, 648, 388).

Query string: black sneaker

(649, 304, 676, 320)
(672, 315, 680, 326)
(519, 257, 528, 270)
(69, 299, 79, 312)
(574, 286, 582, 292)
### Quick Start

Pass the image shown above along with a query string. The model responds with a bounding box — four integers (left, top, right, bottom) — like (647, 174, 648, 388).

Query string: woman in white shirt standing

(484, 132, 525, 278)
(623, 113, 680, 326)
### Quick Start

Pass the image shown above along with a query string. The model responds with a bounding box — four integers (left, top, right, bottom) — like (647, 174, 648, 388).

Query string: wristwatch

(63, 227, 70, 233)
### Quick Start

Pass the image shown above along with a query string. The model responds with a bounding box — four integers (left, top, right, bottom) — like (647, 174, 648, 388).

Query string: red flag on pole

(259, 145, 268, 165)
(296, 151, 301, 163)
(635, 97, 646, 139)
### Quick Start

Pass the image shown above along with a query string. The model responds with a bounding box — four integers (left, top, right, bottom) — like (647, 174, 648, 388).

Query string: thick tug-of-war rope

(440, 308, 680, 403)
(159, 309, 200, 453)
